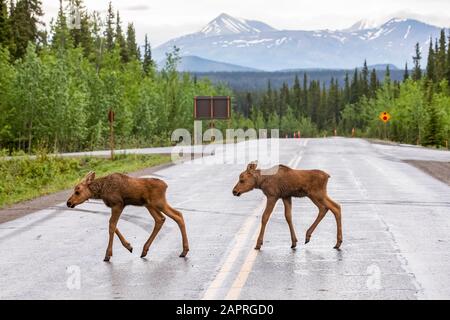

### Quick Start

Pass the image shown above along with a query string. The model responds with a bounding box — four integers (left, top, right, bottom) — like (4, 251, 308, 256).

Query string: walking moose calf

(67, 172, 189, 261)
(233, 162, 342, 250)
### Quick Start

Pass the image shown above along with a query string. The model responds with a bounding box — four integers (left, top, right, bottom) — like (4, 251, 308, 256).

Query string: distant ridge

(154, 14, 447, 71)
(165, 55, 260, 72)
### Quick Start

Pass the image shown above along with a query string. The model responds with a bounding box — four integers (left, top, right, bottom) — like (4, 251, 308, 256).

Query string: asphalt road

(1, 138, 449, 300)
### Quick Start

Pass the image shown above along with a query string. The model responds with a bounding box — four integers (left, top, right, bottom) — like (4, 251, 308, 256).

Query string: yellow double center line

(202, 139, 308, 300)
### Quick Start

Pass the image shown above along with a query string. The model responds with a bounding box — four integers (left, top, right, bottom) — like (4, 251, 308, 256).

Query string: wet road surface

(0, 138, 449, 299)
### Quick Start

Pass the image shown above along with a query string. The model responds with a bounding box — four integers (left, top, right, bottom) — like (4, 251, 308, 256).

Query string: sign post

(194, 96, 231, 120)
(194, 96, 232, 143)
(379, 111, 391, 140)
(108, 109, 115, 160)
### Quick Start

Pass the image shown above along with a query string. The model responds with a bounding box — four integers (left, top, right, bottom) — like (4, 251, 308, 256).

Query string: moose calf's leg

(141, 206, 166, 258)
(325, 196, 343, 249)
(282, 197, 298, 249)
(160, 204, 190, 258)
(305, 198, 328, 245)
(115, 228, 133, 253)
(255, 198, 277, 250)
(104, 206, 123, 262)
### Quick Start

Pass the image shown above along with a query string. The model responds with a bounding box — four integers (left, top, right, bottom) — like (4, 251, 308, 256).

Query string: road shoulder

(404, 160, 450, 186)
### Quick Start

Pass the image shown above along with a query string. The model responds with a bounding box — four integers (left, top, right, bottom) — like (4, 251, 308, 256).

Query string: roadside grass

(0, 153, 171, 209)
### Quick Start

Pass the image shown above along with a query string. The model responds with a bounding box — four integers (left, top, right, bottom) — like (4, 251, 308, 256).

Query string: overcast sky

(41, 0, 450, 47)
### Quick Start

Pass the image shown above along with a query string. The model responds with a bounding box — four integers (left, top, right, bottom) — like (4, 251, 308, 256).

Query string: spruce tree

(245, 92, 252, 118)
(361, 60, 369, 97)
(292, 74, 302, 118)
(343, 72, 350, 104)
(424, 85, 443, 147)
(126, 23, 139, 61)
(51, 0, 72, 51)
(143, 34, 153, 75)
(436, 29, 447, 82)
(328, 77, 340, 125)
(69, 0, 93, 57)
(403, 62, 409, 81)
(105, 1, 115, 51)
(412, 42, 422, 81)
(426, 38, 435, 82)
(9, 0, 44, 59)
(115, 11, 128, 62)
(0, 0, 9, 46)
(369, 68, 378, 97)
(279, 82, 289, 119)
(350, 68, 360, 103)
(302, 73, 308, 114)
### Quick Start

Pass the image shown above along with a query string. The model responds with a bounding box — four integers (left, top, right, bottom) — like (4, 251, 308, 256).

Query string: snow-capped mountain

(154, 14, 447, 71)
(199, 13, 276, 37)
(344, 19, 381, 32)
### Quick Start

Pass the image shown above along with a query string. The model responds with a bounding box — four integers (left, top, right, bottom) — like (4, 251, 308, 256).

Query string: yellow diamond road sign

(379, 112, 391, 123)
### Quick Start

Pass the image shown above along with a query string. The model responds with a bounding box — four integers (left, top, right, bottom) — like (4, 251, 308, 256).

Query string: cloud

(122, 4, 151, 12)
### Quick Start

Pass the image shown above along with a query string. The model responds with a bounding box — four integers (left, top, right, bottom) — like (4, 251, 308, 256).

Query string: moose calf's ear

(84, 171, 96, 185)
(247, 161, 258, 172)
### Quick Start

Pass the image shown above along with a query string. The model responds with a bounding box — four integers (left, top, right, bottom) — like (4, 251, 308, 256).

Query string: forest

(0, 0, 449, 154)
(233, 37, 450, 146)
(0, 0, 230, 153)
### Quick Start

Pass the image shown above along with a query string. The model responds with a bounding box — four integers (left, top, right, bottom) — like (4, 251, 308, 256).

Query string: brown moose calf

(67, 172, 189, 261)
(233, 162, 342, 250)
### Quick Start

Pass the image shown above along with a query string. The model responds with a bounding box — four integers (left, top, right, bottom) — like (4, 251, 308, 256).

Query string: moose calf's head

(67, 171, 96, 208)
(233, 162, 259, 197)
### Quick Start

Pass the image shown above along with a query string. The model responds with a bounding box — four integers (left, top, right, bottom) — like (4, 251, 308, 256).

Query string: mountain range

(154, 13, 448, 72)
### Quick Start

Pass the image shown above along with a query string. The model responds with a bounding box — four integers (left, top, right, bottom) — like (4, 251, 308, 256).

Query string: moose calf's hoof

(291, 243, 297, 249)
(140, 251, 148, 258)
(179, 251, 188, 258)
(127, 246, 133, 253)
(104, 256, 111, 262)
(334, 241, 343, 250)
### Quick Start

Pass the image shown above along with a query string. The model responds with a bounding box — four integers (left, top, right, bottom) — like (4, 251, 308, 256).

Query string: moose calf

(233, 162, 342, 250)
(67, 172, 189, 261)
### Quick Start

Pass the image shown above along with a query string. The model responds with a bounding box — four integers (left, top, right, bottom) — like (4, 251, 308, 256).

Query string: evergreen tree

(69, 0, 93, 57)
(143, 34, 153, 75)
(115, 11, 128, 63)
(424, 86, 444, 147)
(309, 80, 321, 125)
(302, 73, 308, 115)
(244, 92, 252, 118)
(426, 38, 436, 82)
(51, 0, 72, 51)
(436, 29, 447, 82)
(350, 68, 360, 103)
(0, 0, 9, 46)
(343, 72, 350, 104)
(292, 74, 303, 118)
(328, 78, 340, 125)
(403, 62, 409, 81)
(369, 68, 378, 97)
(126, 23, 139, 61)
(105, 1, 115, 51)
(412, 42, 422, 81)
(279, 82, 289, 119)
(9, 0, 44, 59)
(361, 60, 369, 97)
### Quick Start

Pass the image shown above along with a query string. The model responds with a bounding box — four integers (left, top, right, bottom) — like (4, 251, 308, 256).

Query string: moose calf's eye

(75, 191, 80, 196)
